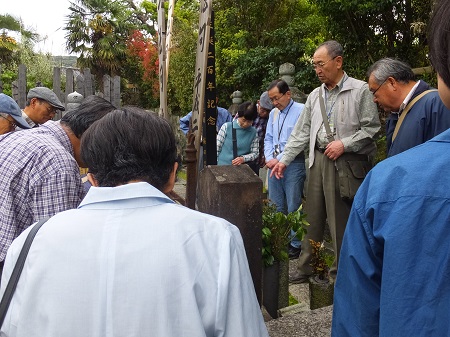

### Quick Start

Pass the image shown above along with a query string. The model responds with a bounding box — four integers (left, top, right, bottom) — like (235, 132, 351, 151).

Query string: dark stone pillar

(198, 165, 263, 305)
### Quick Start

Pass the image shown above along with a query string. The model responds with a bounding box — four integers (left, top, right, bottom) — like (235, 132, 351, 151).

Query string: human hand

(324, 140, 344, 161)
(232, 156, 245, 165)
(265, 158, 279, 169)
(270, 162, 286, 179)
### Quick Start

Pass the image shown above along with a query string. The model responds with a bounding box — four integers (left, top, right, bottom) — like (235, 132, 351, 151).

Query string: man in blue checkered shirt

(0, 95, 115, 276)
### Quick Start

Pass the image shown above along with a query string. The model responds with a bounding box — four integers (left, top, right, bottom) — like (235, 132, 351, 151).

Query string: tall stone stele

(279, 63, 308, 103)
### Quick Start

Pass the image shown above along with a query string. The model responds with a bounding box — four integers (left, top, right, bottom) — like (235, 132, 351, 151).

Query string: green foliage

(289, 293, 299, 306)
(309, 239, 334, 281)
(166, 0, 199, 115)
(262, 200, 309, 267)
(0, 34, 55, 95)
(374, 135, 387, 165)
(65, 0, 158, 100)
(213, 0, 327, 102)
(312, 0, 433, 80)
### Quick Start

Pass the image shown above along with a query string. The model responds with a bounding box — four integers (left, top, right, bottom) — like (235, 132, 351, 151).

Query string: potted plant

(308, 239, 335, 310)
(261, 200, 309, 318)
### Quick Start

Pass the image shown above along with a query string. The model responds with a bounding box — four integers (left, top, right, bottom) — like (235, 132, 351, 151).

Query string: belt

(315, 145, 326, 153)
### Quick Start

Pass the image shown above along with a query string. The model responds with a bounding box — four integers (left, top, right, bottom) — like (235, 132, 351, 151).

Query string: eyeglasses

(39, 100, 57, 114)
(0, 114, 17, 129)
(270, 92, 285, 103)
(371, 78, 388, 96)
(312, 56, 337, 69)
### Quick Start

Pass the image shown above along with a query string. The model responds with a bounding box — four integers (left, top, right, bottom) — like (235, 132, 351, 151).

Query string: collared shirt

(280, 73, 380, 167)
(179, 107, 232, 135)
(392, 80, 421, 115)
(216, 120, 259, 162)
(332, 129, 450, 336)
(21, 111, 37, 128)
(264, 99, 305, 161)
(316, 73, 348, 146)
(0, 121, 84, 261)
(0, 182, 269, 337)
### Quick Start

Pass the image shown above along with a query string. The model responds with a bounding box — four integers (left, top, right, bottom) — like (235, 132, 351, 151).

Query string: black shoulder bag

(232, 124, 238, 159)
(318, 87, 371, 201)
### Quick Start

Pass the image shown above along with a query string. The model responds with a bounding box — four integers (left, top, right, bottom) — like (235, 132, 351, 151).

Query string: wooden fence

(0, 65, 121, 119)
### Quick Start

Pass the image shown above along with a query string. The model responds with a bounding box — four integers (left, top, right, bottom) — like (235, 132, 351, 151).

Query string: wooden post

(84, 68, 94, 96)
(190, 0, 212, 159)
(165, 0, 175, 87)
(75, 74, 84, 96)
(18, 64, 27, 109)
(185, 133, 198, 210)
(112, 76, 121, 107)
(53, 67, 63, 105)
(103, 75, 111, 102)
(65, 68, 74, 103)
(158, 0, 168, 119)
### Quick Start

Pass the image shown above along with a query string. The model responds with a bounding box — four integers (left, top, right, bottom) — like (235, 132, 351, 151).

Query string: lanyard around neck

(324, 75, 347, 121)
(277, 100, 294, 142)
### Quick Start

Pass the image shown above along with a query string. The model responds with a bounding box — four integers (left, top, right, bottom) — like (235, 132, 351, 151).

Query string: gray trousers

(296, 150, 352, 279)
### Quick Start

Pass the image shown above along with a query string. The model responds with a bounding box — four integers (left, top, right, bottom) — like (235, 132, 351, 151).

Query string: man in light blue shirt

(0, 107, 268, 337)
(264, 79, 306, 259)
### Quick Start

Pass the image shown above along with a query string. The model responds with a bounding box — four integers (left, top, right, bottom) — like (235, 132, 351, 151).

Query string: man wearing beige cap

(0, 94, 31, 134)
(21, 87, 65, 128)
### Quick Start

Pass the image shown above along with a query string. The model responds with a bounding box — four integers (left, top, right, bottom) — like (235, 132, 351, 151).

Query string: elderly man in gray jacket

(271, 40, 380, 283)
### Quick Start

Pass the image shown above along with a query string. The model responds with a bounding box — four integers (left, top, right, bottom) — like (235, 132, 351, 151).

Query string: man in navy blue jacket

(367, 57, 450, 157)
(332, 2, 450, 335)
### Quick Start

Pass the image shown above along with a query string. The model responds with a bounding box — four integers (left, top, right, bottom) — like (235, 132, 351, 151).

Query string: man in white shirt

(0, 107, 268, 337)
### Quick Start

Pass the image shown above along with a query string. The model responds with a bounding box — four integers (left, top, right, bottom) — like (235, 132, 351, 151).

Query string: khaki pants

(296, 150, 352, 280)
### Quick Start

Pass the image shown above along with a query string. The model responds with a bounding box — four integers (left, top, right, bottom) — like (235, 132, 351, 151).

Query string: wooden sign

(204, 11, 217, 166)
(190, 0, 212, 155)
(165, 0, 175, 87)
(158, 0, 168, 119)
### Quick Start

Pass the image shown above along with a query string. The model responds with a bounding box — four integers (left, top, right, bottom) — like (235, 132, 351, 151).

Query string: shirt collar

(324, 72, 348, 93)
(398, 80, 421, 114)
(21, 111, 36, 128)
(79, 182, 174, 209)
(280, 99, 294, 113)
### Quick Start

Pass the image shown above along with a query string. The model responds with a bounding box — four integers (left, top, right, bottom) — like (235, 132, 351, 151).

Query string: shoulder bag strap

(232, 123, 238, 159)
(0, 217, 50, 327)
(392, 89, 438, 142)
(319, 87, 335, 143)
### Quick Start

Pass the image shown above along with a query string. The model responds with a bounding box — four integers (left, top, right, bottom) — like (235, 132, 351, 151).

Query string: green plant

(262, 200, 309, 267)
(309, 239, 334, 281)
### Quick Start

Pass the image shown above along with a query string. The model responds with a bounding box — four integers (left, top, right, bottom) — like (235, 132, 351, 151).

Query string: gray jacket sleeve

(280, 100, 311, 166)
(340, 84, 380, 153)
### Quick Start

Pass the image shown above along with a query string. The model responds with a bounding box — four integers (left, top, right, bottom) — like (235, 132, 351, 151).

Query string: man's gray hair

(367, 58, 415, 85)
(317, 40, 343, 59)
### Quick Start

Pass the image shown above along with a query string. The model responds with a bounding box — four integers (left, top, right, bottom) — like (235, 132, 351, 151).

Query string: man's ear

(87, 173, 99, 187)
(335, 55, 343, 69)
(163, 162, 178, 194)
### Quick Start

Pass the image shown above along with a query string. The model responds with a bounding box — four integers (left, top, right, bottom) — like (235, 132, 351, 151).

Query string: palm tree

(0, 14, 37, 65)
(65, 0, 157, 88)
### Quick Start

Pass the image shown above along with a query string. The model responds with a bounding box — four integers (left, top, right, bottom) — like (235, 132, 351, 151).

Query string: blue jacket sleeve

(332, 180, 381, 337)
(179, 111, 192, 135)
